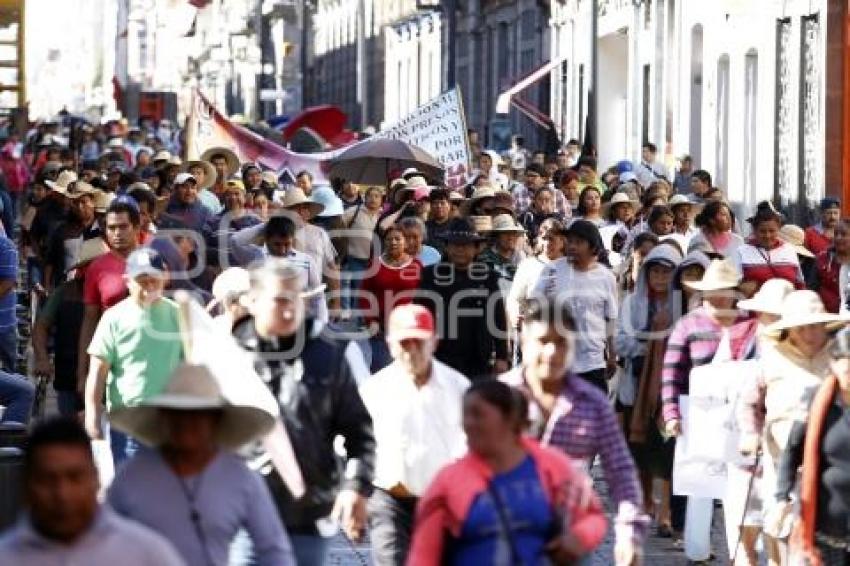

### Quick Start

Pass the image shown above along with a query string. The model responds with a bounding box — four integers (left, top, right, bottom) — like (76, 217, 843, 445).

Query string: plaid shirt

(509, 370, 648, 543)
(512, 183, 572, 218)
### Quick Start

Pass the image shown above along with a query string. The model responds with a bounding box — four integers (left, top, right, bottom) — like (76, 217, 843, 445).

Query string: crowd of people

(0, 116, 847, 566)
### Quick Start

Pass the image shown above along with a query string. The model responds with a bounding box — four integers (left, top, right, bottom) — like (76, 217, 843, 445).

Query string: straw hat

(261, 170, 279, 187)
(778, 224, 815, 258)
(669, 194, 703, 212)
(682, 259, 741, 291)
(182, 160, 218, 190)
(94, 190, 115, 213)
(67, 238, 108, 272)
(765, 291, 849, 335)
(737, 278, 795, 316)
(395, 176, 431, 203)
(66, 181, 99, 199)
(201, 147, 240, 177)
(469, 215, 493, 234)
(109, 363, 275, 450)
(448, 190, 466, 203)
(280, 187, 324, 217)
(490, 213, 525, 234)
(152, 150, 172, 163)
(45, 170, 78, 195)
(602, 191, 640, 216)
(468, 185, 497, 204)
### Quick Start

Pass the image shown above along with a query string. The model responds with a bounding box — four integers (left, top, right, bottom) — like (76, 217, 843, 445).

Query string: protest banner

(374, 88, 471, 189)
(672, 360, 758, 499)
(187, 88, 470, 188)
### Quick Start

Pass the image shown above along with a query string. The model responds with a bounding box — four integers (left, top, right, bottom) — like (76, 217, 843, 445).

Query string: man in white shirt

(359, 304, 469, 565)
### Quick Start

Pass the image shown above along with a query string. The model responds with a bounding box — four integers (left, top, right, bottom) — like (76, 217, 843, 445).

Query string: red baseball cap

(386, 304, 435, 341)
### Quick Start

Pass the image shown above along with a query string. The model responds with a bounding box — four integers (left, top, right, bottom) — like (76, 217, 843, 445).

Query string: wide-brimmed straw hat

(394, 176, 431, 204)
(66, 181, 99, 199)
(778, 224, 815, 258)
(182, 160, 218, 190)
(67, 238, 108, 272)
(682, 259, 741, 291)
(765, 290, 849, 335)
(200, 147, 240, 177)
(109, 363, 275, 450)
(448, 190, 466, 203)
(602, 191, 640, 216)
(45, 170, 78, 195)
(280, 187, 324, 217)
(668, 194, 703, 212)
(152, 150, 172, 163)
(737, 278, 795, 316)
(490, 213, 525, 234)
(468, 215, 493, 234)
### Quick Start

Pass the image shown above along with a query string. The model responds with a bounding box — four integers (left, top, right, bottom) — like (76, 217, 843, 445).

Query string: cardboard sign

(375, 89, 471, 189)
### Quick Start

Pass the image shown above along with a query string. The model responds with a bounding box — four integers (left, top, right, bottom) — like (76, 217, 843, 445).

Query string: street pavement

(326, 463, 732, 565)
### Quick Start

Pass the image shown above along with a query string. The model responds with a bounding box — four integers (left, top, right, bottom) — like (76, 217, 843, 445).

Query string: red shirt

(814, 250, 841, 313)
(83, 251, 128, 310)
(358, 256, 422, 331)
(804, 226, 832, 257)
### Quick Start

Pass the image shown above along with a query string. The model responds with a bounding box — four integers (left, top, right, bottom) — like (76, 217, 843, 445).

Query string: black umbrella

(327, 138, 444, 185)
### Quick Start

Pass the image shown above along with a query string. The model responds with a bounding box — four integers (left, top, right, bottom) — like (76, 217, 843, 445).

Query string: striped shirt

(524, 371, 648, 544)
(732, 240, 804, 291)
(660, 307, 757, 423)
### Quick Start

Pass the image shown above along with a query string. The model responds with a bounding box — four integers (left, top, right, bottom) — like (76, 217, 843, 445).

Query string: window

(690, 25, 704, 165)
(744, 50, 758, 204)
(716, 55, 730, 189)
(642, 64, 650, 145)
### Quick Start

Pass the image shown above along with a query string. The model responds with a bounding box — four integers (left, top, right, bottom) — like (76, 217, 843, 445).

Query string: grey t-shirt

(109, 449, 295, 566)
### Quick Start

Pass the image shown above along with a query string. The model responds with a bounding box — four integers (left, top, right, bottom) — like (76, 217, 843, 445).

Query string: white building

(383, 11, 442, 127)
(550, 0, 829, 215)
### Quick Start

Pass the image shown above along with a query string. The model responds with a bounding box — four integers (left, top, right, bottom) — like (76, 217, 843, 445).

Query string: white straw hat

(280, 187, 324, 217)
(778, 224, 815, 258)
(489, 213, 525, 233)
(200, 147, 240, 177)
(682, 259, 741, 291)
(736, 278, 795, 316)
(109, 363, 275, 450)
(765, 290, 849, 335)
(182, 160, 218, 190)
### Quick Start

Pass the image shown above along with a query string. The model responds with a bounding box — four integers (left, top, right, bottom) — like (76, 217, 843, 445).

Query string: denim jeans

(0, 371, 34, 424)
(110, 427, 141, 469)
(289, 534, 330, 566)
(0, 327, 18, 374)
(341, 256, 370, 314)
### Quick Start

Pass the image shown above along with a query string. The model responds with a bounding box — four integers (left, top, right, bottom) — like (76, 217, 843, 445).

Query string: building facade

(550, 0, 832, 216)
(454, 0, 551, 150)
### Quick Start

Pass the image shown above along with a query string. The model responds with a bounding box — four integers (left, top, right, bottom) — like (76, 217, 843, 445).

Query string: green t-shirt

(88, 296, 184, 409)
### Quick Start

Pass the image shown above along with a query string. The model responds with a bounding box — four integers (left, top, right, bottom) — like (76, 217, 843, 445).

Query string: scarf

(705, 229, 732, 253)
(629, 316, 668, 443)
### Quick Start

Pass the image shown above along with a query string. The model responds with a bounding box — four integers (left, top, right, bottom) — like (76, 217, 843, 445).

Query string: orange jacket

(407, 437, 607, 566)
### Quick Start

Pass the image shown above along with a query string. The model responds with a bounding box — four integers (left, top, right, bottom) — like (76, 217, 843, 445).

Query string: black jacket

(232, 316, 375, 533)
(414, 261, 509, 380)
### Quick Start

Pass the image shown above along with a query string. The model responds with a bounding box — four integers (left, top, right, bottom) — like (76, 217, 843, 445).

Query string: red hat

(387, 304, 435, 341)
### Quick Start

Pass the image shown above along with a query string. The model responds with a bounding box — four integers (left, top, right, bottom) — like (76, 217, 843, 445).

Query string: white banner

(375, 88, 472, 189)
(673, 360, 759, 499)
